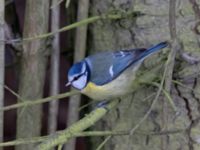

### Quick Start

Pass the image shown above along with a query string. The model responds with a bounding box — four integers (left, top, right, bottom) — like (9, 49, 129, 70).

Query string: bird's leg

(96, 98, 121, 111)
(96, 100, 109, 109)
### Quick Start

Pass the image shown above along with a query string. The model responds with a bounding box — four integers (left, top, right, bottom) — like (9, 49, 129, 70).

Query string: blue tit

(66, 42, 168, 101)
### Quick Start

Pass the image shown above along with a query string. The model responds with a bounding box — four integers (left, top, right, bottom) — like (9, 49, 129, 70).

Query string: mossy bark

(89, 0, 200, 150)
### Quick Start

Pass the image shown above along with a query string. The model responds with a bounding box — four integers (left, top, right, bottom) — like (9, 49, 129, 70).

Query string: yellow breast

(81, 82, 110, 100)
(81, 65, 138, 101)
(82, 82, 100, 92)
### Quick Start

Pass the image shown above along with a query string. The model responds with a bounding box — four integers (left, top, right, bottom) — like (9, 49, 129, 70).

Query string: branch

(0, 0, 5, 148)
(163, 0, 179, 123)
(3, 11, 143, 43)
(48, 0, 60, 135)
(35, 100, 119, 150)
(0, 91, 79, 111)
(173, 80, 200, 95)
(169, 0, 177, 39)
(130, 58, 168, 135)
(161, 1, 179, 148)
(65, 0, 71, 8)
(96, 136, 111, 150)
(4, 85, 21, 100)
(0, 129, 185, 147)
(0, 61, 164, 113)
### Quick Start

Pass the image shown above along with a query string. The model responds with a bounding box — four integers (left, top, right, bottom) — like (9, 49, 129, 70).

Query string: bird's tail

(138, 41, 168, 61)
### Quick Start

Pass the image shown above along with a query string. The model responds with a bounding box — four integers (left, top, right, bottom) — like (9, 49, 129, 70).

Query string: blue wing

(85, 42, 168, 85)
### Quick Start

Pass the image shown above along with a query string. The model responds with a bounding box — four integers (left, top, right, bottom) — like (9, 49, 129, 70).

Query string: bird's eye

(73, 75, 82, 81)
(73, 76, 79, 81)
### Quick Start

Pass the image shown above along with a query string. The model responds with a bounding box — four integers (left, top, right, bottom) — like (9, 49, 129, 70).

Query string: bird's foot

(96, 100, 109, 111)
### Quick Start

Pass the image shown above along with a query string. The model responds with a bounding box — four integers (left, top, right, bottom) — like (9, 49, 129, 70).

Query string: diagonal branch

(35, 100, 119, 150)
(3, 11, 143, 44)
(0, 91, 79, 111)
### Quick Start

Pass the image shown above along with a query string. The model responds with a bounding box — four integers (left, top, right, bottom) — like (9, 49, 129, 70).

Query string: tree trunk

(90, 0, 200, 149)
(16, 1, 49, 150)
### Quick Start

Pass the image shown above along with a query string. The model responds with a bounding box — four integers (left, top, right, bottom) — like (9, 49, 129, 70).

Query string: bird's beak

(65, 81, 71, 87)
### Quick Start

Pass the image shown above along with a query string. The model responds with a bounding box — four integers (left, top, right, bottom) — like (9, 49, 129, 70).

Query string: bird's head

(66, 61, 90, 90)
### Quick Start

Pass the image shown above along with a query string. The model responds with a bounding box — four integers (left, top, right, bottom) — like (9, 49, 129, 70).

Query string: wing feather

(85, 48, 145, 85)
(85, 41, 168, 85)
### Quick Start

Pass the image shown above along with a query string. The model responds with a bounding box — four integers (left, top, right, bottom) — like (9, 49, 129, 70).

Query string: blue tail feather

(141, 41, 168, 58)
(134, 42, 168, 62)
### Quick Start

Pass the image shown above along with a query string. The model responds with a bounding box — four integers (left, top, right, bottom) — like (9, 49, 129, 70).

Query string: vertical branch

(48, 0, 60, 135)
(169, 0, 177, 40)
(16, 1, 49, 150)
(65, 0, 89, 150)
(0, 1, 4, 149)
(161, 0, 178, 149)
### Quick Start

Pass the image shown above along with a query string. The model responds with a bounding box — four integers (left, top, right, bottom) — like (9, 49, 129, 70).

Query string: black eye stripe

(74, 76, 78, 80)
(73, 73, 84, 81)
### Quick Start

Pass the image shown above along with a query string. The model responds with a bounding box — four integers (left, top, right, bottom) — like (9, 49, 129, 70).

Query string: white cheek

(72, 75, 87, 90)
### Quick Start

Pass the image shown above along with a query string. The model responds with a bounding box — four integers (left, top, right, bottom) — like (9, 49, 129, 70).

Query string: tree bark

(90, 0, 200, 149)
(16, 1, 49, 150)
(0, 1, 5, 149)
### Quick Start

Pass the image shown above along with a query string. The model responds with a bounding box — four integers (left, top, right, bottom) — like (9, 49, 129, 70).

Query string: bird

(66, 41, 168, 101)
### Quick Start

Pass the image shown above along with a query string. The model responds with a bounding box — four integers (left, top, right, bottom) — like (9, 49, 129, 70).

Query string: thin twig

(165, 0, 178, 126)
(96, 136, 111, 150)
(4, 85, 22, 100)
(0, 91, 79, 111)
(150, 82, 177, 112)
(78, 101, 94, 111)
(161, 1, 178, 148)
(173, 80, 200, 95)
(65, 0, 71, 8)
(169, 0, 177, 39)
(2, 11, 142, 43)
(162, 88, 177, 112)
(129, 42, 175, 136)
(0, 64, 163, 112)
(58, 145, 63, 150)
(130, 58, 169, 135)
